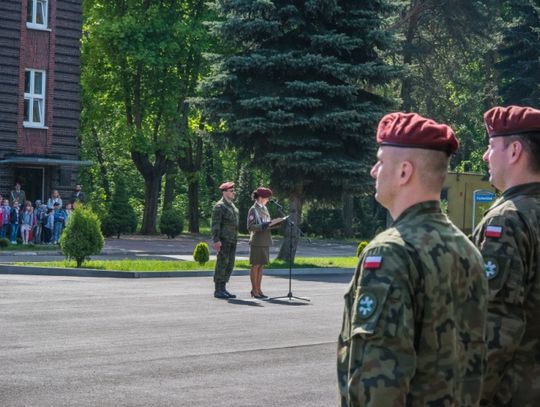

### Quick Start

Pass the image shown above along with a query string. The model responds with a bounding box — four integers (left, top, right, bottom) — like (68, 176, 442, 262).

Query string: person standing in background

(247, 187, 274, 299)
(211, 181, 239, 299)
(10, 182, 25, 209)
(70, 184, 86, 205)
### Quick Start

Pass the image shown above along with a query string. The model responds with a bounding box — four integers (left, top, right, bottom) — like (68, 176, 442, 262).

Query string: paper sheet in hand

(270, 215, 289, 227)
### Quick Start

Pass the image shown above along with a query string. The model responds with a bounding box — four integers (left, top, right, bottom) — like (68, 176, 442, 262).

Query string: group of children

(0, 197, 73, 245)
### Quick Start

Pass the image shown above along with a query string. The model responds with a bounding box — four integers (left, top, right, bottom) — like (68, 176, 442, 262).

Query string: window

(27, 0, 48, 29)
(24, 70, 46, 127)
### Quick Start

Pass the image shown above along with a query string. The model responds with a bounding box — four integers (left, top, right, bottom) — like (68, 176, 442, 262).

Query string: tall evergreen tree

(200, 0, 399, 260)
(496, 0, 540, 106)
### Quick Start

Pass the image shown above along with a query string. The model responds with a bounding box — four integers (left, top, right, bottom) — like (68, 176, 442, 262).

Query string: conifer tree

(101, 178, 138, 239)
(200, 0, 399, 260)
(496, 1, 540, 106)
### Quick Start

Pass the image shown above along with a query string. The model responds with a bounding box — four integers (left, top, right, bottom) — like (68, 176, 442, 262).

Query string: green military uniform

(211, 197, 239, 285)
(338, 201, 487, 406)
(247, 203, 272, 265)
(473, 183, 540, 406)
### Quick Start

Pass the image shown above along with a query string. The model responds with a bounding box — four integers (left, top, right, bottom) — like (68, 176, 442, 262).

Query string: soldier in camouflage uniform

(337, 112, 488, 406)
(211, 181, 239, 299)
(472, 106, 540, 406)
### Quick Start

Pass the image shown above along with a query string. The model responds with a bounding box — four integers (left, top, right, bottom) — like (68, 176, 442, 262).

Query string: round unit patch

(484, 259, 498, 280)
(357, 293, 377, 319)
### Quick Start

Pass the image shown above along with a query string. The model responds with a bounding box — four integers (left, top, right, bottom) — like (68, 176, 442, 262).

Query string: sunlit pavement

(0, 272, 352, 407)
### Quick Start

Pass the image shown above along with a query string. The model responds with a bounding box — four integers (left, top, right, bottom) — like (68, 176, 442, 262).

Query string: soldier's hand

(261, 221, 271, 230)
(213, 241, 222, 252)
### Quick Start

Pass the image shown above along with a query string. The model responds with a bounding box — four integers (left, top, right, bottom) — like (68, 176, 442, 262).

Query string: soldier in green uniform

(211, 181, 239, 299)
(337, 112, 488, 406)
(472, 106, 540, 406)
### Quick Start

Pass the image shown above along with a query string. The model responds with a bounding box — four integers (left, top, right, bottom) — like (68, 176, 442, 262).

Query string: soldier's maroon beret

(376, 112, 459, 155)
(219, 181, 235, 191)
(484, 105, 540, 137)
(255, 187, 272, 198)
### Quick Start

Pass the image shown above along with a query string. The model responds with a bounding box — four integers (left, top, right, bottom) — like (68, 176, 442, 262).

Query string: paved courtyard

(0, 272, 352, 407)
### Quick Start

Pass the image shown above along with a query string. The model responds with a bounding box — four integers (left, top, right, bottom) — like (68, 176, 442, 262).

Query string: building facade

(0, 0, 87, 204)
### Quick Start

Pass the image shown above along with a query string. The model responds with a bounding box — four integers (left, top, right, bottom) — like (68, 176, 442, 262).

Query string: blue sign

(475, 192, 495, 202)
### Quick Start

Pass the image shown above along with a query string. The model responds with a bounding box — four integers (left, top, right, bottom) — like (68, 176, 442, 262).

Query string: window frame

(26, 0, 49, 30)
(23, 69, 47, 128)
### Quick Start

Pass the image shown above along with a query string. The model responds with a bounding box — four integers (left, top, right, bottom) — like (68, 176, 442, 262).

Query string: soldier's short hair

(404, 149, 449, 192)
(503, 133, 540, 173)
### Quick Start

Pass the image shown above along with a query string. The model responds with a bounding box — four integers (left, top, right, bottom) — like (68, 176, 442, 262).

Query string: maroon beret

(376, 112, 458, 155)
(219, 181, 235, 191)
(255, 187, 272, 198)
(484, 105, 540, 137)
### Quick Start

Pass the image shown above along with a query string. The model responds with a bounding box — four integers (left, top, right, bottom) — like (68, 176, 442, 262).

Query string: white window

(27, 0, 48, 29)
(24, 69, 46, 127)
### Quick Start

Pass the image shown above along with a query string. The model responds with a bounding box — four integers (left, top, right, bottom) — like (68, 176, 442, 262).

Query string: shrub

(356, 240, 369, 257)
(60, 207, 104, 267)
(0, 238, 9, 248)
(101, 177, 137, 238)
(193, 242, 210, 265)
(159, 209, 184, 239)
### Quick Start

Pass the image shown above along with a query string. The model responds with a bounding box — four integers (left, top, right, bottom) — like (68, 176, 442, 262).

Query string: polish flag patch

(485, 225, 503, 238)
(364, 256, 383, 269)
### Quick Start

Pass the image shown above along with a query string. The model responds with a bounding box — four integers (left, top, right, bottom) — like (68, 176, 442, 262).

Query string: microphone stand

(269, 199, 310, 302)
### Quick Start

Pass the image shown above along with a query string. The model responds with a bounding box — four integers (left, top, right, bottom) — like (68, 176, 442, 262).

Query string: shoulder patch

(357, 293, 378, 319)
(485, 225, 503, 238)
(249, 215, 254, 221)
(484, 258, 499, 280)
(364, 255, 382, 269)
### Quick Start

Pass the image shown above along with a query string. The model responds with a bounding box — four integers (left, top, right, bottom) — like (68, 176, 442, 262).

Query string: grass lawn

(14, 257, 358, 272)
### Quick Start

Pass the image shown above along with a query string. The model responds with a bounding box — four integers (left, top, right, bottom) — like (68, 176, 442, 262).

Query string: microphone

(269, 199, 283, 209)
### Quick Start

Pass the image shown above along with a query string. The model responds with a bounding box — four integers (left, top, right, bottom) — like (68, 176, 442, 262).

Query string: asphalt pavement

(0, 272, 351, 407)
(0, 234, 359, 263)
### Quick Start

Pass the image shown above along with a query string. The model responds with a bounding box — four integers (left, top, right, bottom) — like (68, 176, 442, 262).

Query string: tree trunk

(140, 173, 162, 234)
(342, 192, 354, 238)
(162, 167, 177, 212)
(91, 127, 111, 200)
(277, 186, 304, 263)
(187, 177, 199, 233)
(400, 1, 420, 112)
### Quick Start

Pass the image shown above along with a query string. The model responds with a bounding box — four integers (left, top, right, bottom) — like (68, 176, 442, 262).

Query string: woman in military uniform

(247, 187, 274, 299)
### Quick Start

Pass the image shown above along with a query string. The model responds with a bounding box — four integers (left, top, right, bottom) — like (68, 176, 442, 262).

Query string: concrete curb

(0, 264, 354, 278)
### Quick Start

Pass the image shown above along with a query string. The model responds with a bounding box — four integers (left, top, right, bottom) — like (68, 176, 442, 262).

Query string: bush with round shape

(193, 242, 210, 265)
(356, 240, 369, 257)
(0, 238, 9, 248)
(60, 207, 104, 267)
(160, 209, 184, 239)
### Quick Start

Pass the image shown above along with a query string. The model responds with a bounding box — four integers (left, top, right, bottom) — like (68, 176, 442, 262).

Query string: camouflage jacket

(472, 182, 540, 406)
(247, 203, 272, 246)
(211, 198, 239, 243)
(338, 201, 487, 407)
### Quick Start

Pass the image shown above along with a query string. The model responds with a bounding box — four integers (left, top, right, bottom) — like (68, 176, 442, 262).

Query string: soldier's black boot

(222, 283, 236, 299)
(214, 282, 228, 299)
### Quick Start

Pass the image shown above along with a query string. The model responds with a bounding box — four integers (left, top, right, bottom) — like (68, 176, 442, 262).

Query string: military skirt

(249, 245, 270, 265)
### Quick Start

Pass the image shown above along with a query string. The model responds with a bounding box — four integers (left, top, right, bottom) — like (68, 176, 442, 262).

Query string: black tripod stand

(269, 200, 310, 302)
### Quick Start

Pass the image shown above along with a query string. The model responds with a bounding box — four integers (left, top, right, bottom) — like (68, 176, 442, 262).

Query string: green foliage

(159, 209, 184, 239)
(0, 238, 9, 248)
(101, 178, 138, 238)
(60, 207, 105, 268)
(193, 242, 210, 265)
(200, 0, 399, 200)
(303, 208, 345, 238)
(496, 1, 540, 106)
(356, 241, 369, 257)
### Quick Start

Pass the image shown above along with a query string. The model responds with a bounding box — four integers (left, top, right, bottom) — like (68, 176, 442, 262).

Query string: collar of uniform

(255, 202, 265, 208)
(391, 200, 442, 227)
(502, 182, 540, 201)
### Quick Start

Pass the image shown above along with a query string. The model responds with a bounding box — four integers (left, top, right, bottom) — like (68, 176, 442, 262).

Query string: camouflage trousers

(213, 241, 237, 283)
